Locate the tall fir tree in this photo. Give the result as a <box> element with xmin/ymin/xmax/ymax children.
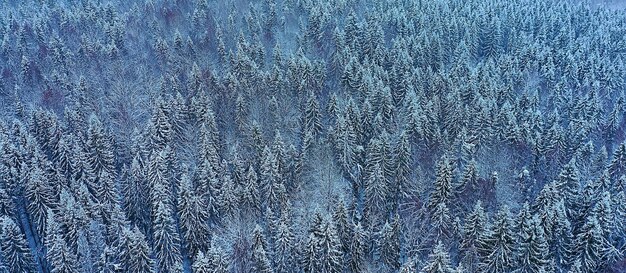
<box><xmin>46</xmin><ymin>210</ymin><xmax>80</xmax><ymax>273</ymax></box>
<box><xmin>478</xmin><ymin>205</ymin><xmax>517</xmax><ymax>273</ymax></box>
<box><xmin>152</xmin><ymin>200</ymin><xmax>183</xmax><ymax>273</ymax></box>
<box><xmin>178</xmin><ymin>173</ymin><xmax>210</xmax><ymax>257</ymax></box>
<box><xmin>0</xmin><ymin>216</ymin><xmax>36</xmax><ymax>273</ymax></box>
<box><xmin>422</xmin><ymin>241</ymin><xmax>455</xmax><ymax>273</ymax></box>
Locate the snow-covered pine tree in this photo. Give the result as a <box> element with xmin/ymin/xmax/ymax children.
<box><xmin>394</xmin><ymin>130</ymin><xmax>412</xmax><ymax>202</ymax></box>
<box><xmin>301</xmin><ymin>232</ymin><xmax>320</xmax><ymax>273</ymax></box>
<box><xmin>477</xmin><ymin>205</ymin><xmax>517</xmax><ymax>273</ymax></box>
<box><xmin>123</xmin><ymin>155</ymin><xmax>150</xmax><ymax>234</ymax></box>
<box><xmin>273</xmin><ymin>214</ymin><xmax>295</xmax><ymax>273</ymax></box>
<box><xmin>152</xmin><ymin>199</ymin><xmax>183</xmax><ymax>273</ymax></box>
<box><xmin>460</xmin><ymin>201</ymin><xmax>487</xmax><ymax>272</ymax></box>
<box><xmin>318</xmin><ymin>217</ymin><xmax>344</xmax><ymax>273</ymax></box>
<box><xmin>124</xmin><ymin>227</ymin><xmax>154</xmax><ymax>273</ymax></box>
<box><xmin>251</xmin><ymin>225</ymin><xmax>274</xmax><ymax>273</ymax></box>
<box><xmin>86</xmin><ymin>114</ymin><xmax>115</xmax><ymax>178</ymax></box>
<box><xmin>430</xmin><ymin>201</ymin><xmax>453</xmax><ymax>243</ymax></box>
<box><xmin>240</xmin><ymin>165</ymin><xmax>261</xmax><ymax>216</ymax></box>
<box><xmin>514</xmin><ymin>215</ymin><xmax>550</xmax><ymax>273</ymax></box>
<box><xmin>556</xmin><ymin>159</ymin><xmax>581</xmax><ymax>211</ymax></box>
<box><xmin>149</xmin><ymin>98</ymin><xmax>173</xmax><ymax>150</ymax></box>
<box><xmin>422</xmin><ymin>241</ymin><xmax>455</xmax><ymax>273</ymax></box>
<box><xmin>332</xmin><ymin>198</ymin><xmax>351</xmax><ymax>254</ymax></box>
<box><xmin>364</xmin><ymin>162</ymin><xmax>388</xmax><ymax>226</ymax></box>
<box><xmin>178</xmin><ymin>173</ymin><xmax>210</xmax><ymax>258</ymax></box>
<box><xmin>428</xmin><ymin>155</ymin><xmax>454</xmax><ymax>210</ymax></box>
<box><xmin>46</xmin><ymin>210</ymin><xmax>80</xmax><ymax>273</ymax></box>
<box><xmin>304</xmin><ymin>90</ymin><xmax>322</xmax><ymax>138</ymax></box>
<box><xmin>25</xmin><ymin>164</ymin><xmax>56</xmax><ymax>240</ymax></box>
<box><xmin>571</xmin><ymin>215</ymin><xmax>608</xmax><ymax>272</ymax></box>
<box><xmin>376</xmin><ymin>218</ymin><xmax>400</xmax><ymax>271</ymax></box>
<box><xmin>608</xmin><ymin>143</ymin><xmax>626</xmax><ymax>179</ymax></box>
<box><xmin>0</xmin><ymin>216</ymin><xmax>36</xmax><ymax>272</ymax></box>
<box><xmin>56</xmin><ymin>189</ymin><xmax>88</xmax><ymax>252</ymax></box>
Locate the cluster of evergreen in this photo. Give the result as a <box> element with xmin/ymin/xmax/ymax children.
<box><xmin>0</xmin><ymin>0</ymin><xmax>625</xmax><ymax>272</ymax></box>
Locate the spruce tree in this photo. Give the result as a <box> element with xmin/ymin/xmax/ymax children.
<box><xmin>304</xmin><ymin>90</ymin><xmax>323</xmax><ymax>137</ymax></box>
<box><xmin>571</xmin><ymin>215</ymin><xmax>607</xmax><ymax>272</ymax></box>
<box><xmin>178</xmin><ymin>173</ymin><xmax>210</xmax><ymax>257</ymax></box>
<box><xmin>478</xmin><ymin>206</ymin><xmax>517</xmax><ymax>273</ymax></box>
<box><xmin>556</xmin><ymin>159</ymin><xmax>581</xmax><ymax>211</ymax></box>
<box><xmin>86</xmin><ymin>114</ymin><xmax>115</xmax><ymax>178</ymax></box>
<box><xmin>350</xmin><ymin>222</ymin><xmax>368</xmax><ymax>273</ymax></box>
<box><xmin>192</xmin><ymin>243</ymin><xmax>229</xmax><ymax>273</ymax></box>
<box><xmin>152</xmin><ymin>200</ymin><xmax>183</xmax><ymax>273</ymax></box>
<box><xmin>609</xmin><ymin>143</ymin><xmax>626</xmax><ymax>178</ymax></box>
<box><xmin>429</xmin><ymin>155</ymin><xmax>454</xmax><ymax>210</ymax></box>
<box><xmin>364</xmin><ymin>163</ymin><xmax>388</xmax><ymax>224</ymax></box>
<box><xmin>514</xmin><ymin>216</ymin><xmax>550</xmax><ymax>273</ymax></box>
<box><xmin>46</xmin><ymin>210</ymin><xmax>80</xmax><ymax>273</ymax></box>
<box><xmin>460</xmin><ymin>201</ymin><xmax>487</xmax><ymax>272</ymax></box>
<box><xmin>422</xmin><ymin>241</ymin><xmax>455</xmax><ymax>273</ymax></box>
<box><xmin>377</xmin><ymin>219</ymin><xmax>400</xmax><ymax>271</ymax></box>
<box><xmin>394</xmin><ymin>130</ymin><xmax>412</xmax><ymax>201</ymax></box>
<box><xmin>126</xmin><ymin>227</ymin><xmax>154</xmax><ymax>273</ymax></box>
<box><xmin>301</xmin><ymin>233</ymin><xmax>320</xmax><ymax>273</ymax></box>
<box><xmin>0</xmin><ymin>216</ymin><xmax>36</xmax><ymax>273</ymax></box>
<box><xmin>252</xmin><ymin>225</ymin><xmax>274</xmax><ymax>273</ymax></box>
<box><xmin>274</xmin><ymin>216</ymin><xmax>295</xmax><ymax>273</ymax></box>
<box><xmin>25</xmin><ymin>164</ymin><xmax>56</xmax><ymax>239</ymax></box>
<box><xmin>318</xmin><ymin>218</ymin><xmax>344</xmax><ymax>273</ymax></box>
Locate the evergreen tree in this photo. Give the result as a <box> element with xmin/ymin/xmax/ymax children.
<box><xmin>25</xmin><ymin>164</ymin><xmax>56</xmax><ymax>239</ymax></box>
<box><xmin>304</xmin><ymin>90</ymin><xmax>323</xmax><ymax>137</ymax></box>
<box><xmin>459</xmin><ymin>159</ymin><xmax>479</xmax><ymax>196</ymax></box>
<box><xmin>240</xmin><ymin>165</ymin><xmax>261</xmax><ymax>216</ymax></box>
<box><xmin>399</xmin><ymin>257</ymin><xmax>418</xmax><ymax>273</ymax></box>
<box><xmin>301</xmin><ymin>215</ymin><xmax>343</xmax><ymax>273</ymax></box>
<box><xmin>86</xmin><ymin>114</ymin><xmax>115</xmax><ymax>177</ymax></box>
<box><xmin>252</xmin><ymin>225</ymin><xmax>274</xmax><ymax>273</ymax></box>
<box><xmin>350</xmin><ymin>222</ymin><xmax>368</xmax><ymax>273</ymax></box>
<box><xmin>125</xmin><ymin>227</ymin><xmax>154</xmax><ymax>273</ymax></box>
<box><xmin>123</xmin><ymin>156</ymin><xmax>150</xmax><ymax>234</ymax></box>
<box><xmin>301</xmin><ymin>233</ymin><xmax>320</xmax><ymax>273</ymax></box>
<box><xmin>571</xmin><ymin>215</ymin><xmax>608</xmax><ymax>272</ymax></box>
<box><xmin>430</xmin><ymin>201</ymin><xmax>453</xmax><ymax>243</ymax></box>
<box><xmin>332</xmin><ymin>198</ymin><xmax>351</xmax><ymax>254</ymax></box>
<box><xmin>609</xmin><ymin>143</ymin><xmax>626</xmax><ymax>178</ymax></box>
<box><xmin>377</xmin><ymin>218</ymin><xmax>400</xmax><ymax>271</ymax></box>
<box><xmin>364</xmin><ymin>163</ymin><xmax>388</xmax><ymax>224</ymax></box>
<box><xmin>152</xmin><ymin>200</ymin><xmax>183</xmax><ymax>273</ymax></box>
<box><xmin>210</xmin><ymin>244</ymin><xmax>230</xmax><ymax>273</ymax></box>
<box><xmin>394</xmin><ymin>130</ymin><xmax>412</xmax><ymax>201</ymax></box>
<box><xmin>46</xmin><ymin>210</ymin><xmax>80</xmax><ymax>273</ymax></box>
<box><xmin>192</xmin><ymin>251</ymin><xmax>211</xmax><ymax>273</ymax></box>
<box><xmin>460</xmin><ymin>201</ymin><xmax>487</xmax><ymax>272</ymax></box>
<box><xmin>57</xmin><ymin>189</ymin><xmax>88</xmax><ymax>252</ymax></box>
<box><xmin>149</xmin><ymin>99</ymin><xmax>173</xmax><ymax>150</ymax></box>
<box><xmin>319</xmin><ymin>218</ymin><xmax>344</xmax><ymax>273</ymax></box>
<box><xmin>514</xmin><ymin>216</ymin><xmax>550</xmax><ymax>273</ymax></box>
<box><xmin>548</xmin><ymin>199</ymin><xmax>574</xmax><ymax>270</ymax></box>
<box><xmin>273</xmin><ymin>215</ymin><xmax>295</xmax><ymax>273</ymax></box>
<box><xmin>192</xmin><ymin>243</ymin><xmax>229</xmax><ymax>273</ymax></box>
<box><xmin>429</xmin><ymin>156</ymin><xmax>454</xmax><ymax>210</ymax></box>
<box><xmin>178</xmin><ymin>173</ymin><xmax>210</xmax><ymax>257</ymax></box>
<box><xmin>556</xmin><ymin>159</ymin><xmax>581</xmax><ymax>211</ymax></box>
<box><xmin>422</xmin><ymin>241</ymin><xmax>455</xmax><ymax>273</ymax></box>
<box><xmin>478</xmin><ymin>206</ymin><xmax>517</xmax><ymax>273</ymax></box>
<box><xmin>0</xmin><ymin>216</ymin><xmax>36</xmax><ymax>273</ymax></box>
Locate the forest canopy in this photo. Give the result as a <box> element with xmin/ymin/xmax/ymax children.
<box><xmin>0</xmin><ymin>0</ymin><xmax>625</xmax><ymax>272</ymax></box>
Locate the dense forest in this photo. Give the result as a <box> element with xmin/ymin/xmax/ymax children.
<box><xmin>0</xmin><ymin>0</ymin><xmax>625</xmax><ymax>272</ymax></box>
